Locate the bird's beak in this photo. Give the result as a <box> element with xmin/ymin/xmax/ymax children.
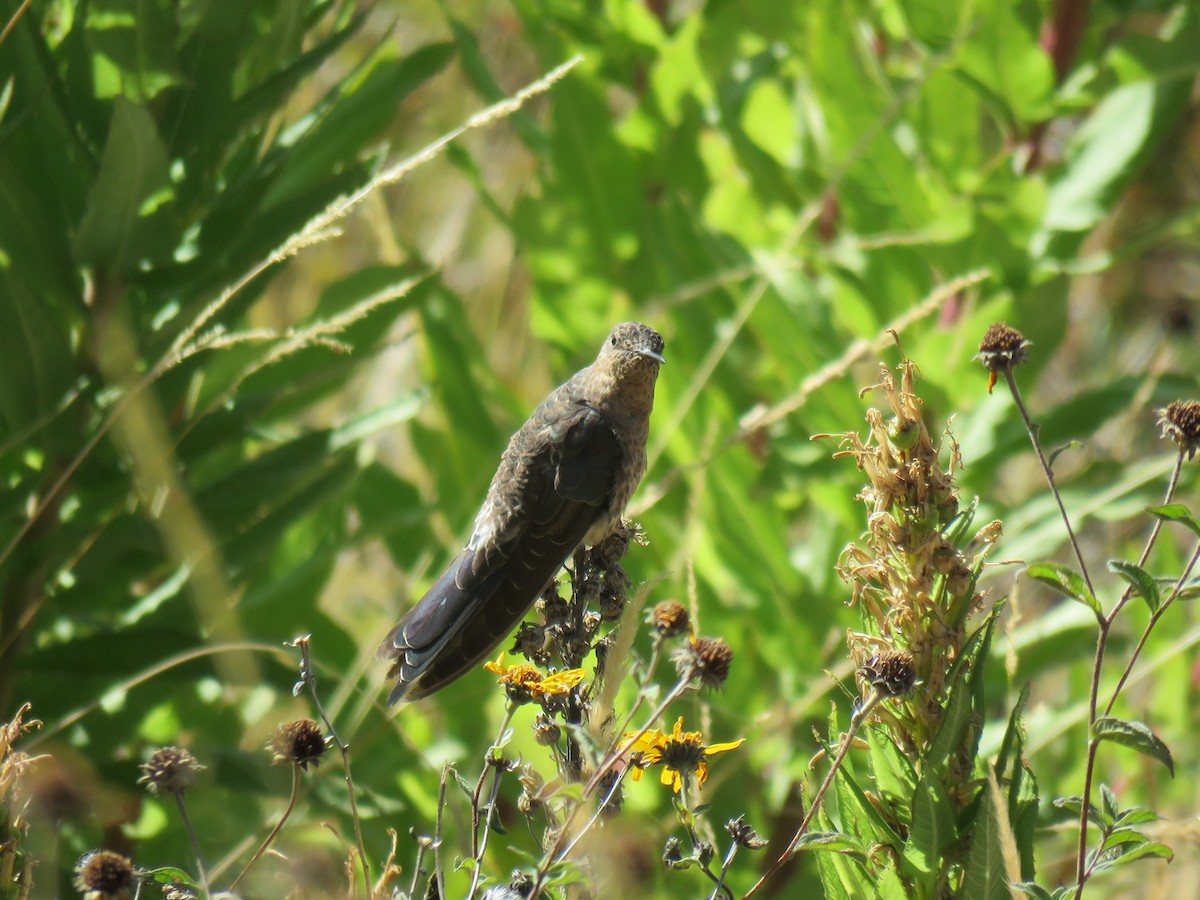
<box><xmin>638</xmin><ymin>348</ymin><xmax>666</xmax><ymax>365</ymax></box>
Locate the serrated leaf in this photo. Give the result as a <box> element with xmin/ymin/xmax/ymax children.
<box><xmin>962</xmin><ymin>786</ymin><xmax>1011</xmax><ymax>900</ymax></box>
<box><xmin>1091</xmin><ymin>717</ymin><xmax>1174</xmax><ymax>776</ymax></box>
<box><xmin>1099</xmin><ymin>783</ymin><xmax>1119</xmax><ymax>822</ymax></box>
<box><xmin>1025</xmin><ymin>562</ymin><xmax>1100</xmax><ymax>617</ymax></box>
<box><xmin>1147</xmin><ymin>503</ymin><xmax>1200</xmax><ymax>538</ymax></box>
<box><xmin>1114</xmin><ymin>807</ymin><xmax>1160</xmax><ymax>828</ymax></box>
<box><xmin>905</xmin><ymin>774</ymin><xmax>955</xmax><ymax>875</ymax></box>
<box><xmin>1098</xmin><ymin>830</ymin><xmax>1147</xmax><ymax>854</ymax></box>
<box><xmin>1105</xmin><ymin>841</ymin><xmax>1174</xmax><ymax>866</ymax></box>
<box><xmin>1108</xmin><ymin>559</ymin><xmax>1161</xmax><ymax>612</ymax></box>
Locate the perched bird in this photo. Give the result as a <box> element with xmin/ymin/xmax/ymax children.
<box><xmin>379</xmin><ymin>322</ymin><xmax>665</xmax><ymax>704</ymax></box>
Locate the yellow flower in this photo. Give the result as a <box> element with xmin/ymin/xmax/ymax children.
<box><xmin>484</xmin><ymin>654</ymin><xmax>586</xmax><ymax>697</ymax></box>
<box><xmin>625</xmin><ymin>716</ymin><xmax>744</xmax><ymax>792</ymax></box>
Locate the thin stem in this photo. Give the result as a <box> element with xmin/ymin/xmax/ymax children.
<box><xmin>528</xmin><ymin>675</ymin><xmax>692</xmax><ymax>899</ymax></box>
<box><xmin>471</xmin><ymin>706</ymin><xmax>516</xmax><ymax>861</ymax></box>
<box><xmin>434</xmin><ymin>763</ymin><xmax>450</xmax><ymax>900</ymax></box>
<box><xmin>229</xmin><ymin>762</ymin><xmax>301</xmax><ymax>893</ymax></box>
<box><xmin>467</xmin><ymin>758</ymin><xmax>508</xmax><ymax>899</ymax></box>
<box><xmin>1073</xmin><ymin>449</ymin><xmax>1187</xmax><ymax>898</ymax></box>
<box><xmin>1105</xmin><ymin>541</ymin><xmax>1200</xmax><ymax>714</ymax></box>
<box><xmin>745</xmin><ymin>690</ymin><xmax>884</xmax><ymax>898</ymax></box>
<box><xmin>1002</xmin><ymin>369</ymin><xmax>1096</xmax><ymax>598</ymax></box>
<box><xmin>173</xmin><ymin>793</ymin><xmax>211</xmax><ymax>899</ymax></box>
<box><xmin>292</xmin><ymin>635</ymin><xmax>370</xmax><ymax>897</ymax></box>
<box><xmin>708</xmin><ymin>840</ymin><xmax>739</xmax><ymax>900</ymax></box>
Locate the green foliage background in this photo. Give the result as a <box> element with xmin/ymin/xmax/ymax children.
<box><xmin>1</xmin><ymin>0</ymin><xmax>1199</xmax><ymax>895</ymax></box>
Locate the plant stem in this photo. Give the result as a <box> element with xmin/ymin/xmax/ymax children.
<box><xmin>173</xmin><ymin>793</ymin><xmax>211</xmax><ymax>899</ymax></box>
<box><xmin>745</xmin><ymin>690</ymin><xmax>883</xmax><ymax>898</ymax></box>
<box><xmin>230</xmin><ymin>762</ymin><xmax>301</xmax><ymax>893</ymax></box>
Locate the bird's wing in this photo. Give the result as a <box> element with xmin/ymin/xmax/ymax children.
<box><xmin>379</xmin><ymin>403</ymin><xmax>623</xmax><ymax>702</ymax></box>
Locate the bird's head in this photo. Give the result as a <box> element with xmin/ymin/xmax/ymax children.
<box><xmin>600</xmin><ymin>321</ymin><xmax>666</xmax><ymax>367</ymax></box>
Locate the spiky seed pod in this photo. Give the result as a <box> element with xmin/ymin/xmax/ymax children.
<box><xmin>977</xmin><ymin>323</ymin><xmax>1031</xmax><ymax>393</ymax></box>
<box><xmin>73</xmin><ymin>850</ymin><xmax>135</xmax><ymax>898</ymax></box>
<box><xmin>673</xmin><ymin>636</ymin><xmax>734</xmax><ymax>690</ymax></box>
<box><xmin>270</xmin><ymin>719</ymin><xmax>329</xmax><ymax>770</ymax></box>
<box><xmin>860</xmin><ymin>650</ymin><xmax>918</xmax><ymax>697</ymax></box>
<box><xmin>1157</xmin><ymin>400</ymin><xmax>1200</xmax><ymax>460</ymax></box>
<box><xmin>137</xmin><ymin>747</ymin><xmax>204</xmax><ymax>797</ymax></box>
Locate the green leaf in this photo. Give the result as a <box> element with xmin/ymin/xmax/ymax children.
<box><xmin>143</xmin><ymin>866</ymin><xmax>197</xmax><ymax>887</ymax></box>
<box><xmin>962</xmin><ymin>786</ymin><xmax>1013</xmax><ymax>900</ymax></box>
<box><xmin>925</xmin><ymin>668</ymin><xmax>973</xmax><ymax>773</ymax></box>
<box><xmin>794</xmin><ymin>832</ymin><xmax>867</xmax><ymax>854</ymax></box>
<box><xmin>1025</xmin><ymin>562</ymin><xmax>1101</xmax><ymax>617</ymax></box>
<box><xmin>73</xmin><ymin>97</ymin><xmax>174</xmax><ymax>274</ymax></box>
<box><xmin>1102</xmin><ymin>841</ymin><xmax>1174</xmax><ymax>867</ymax></box>
<box><xmin>1010</xmin><ymin>883</ymin><xmax>1054</xmax><ymax>900</ymax></box>
<box><xmin>1108</xmin><ymin>559</ymin><xmax>1161</xmax><ymax>613</ymax></box>
<box><xmin>1147</xmin><ymin>503</ymin><xmax>1200</xmax><ymax>538</ymax></box>
<box><xmin>1091</xmin><ymin>717</ymin><xmax>1174</xmax><ymax>777</ymax></box>
<box><xmin>905</xmin><ymin>774</ymin><xmax>955</xmax><ymax>875</ymax></box>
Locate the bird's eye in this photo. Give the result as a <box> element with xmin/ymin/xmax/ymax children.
<box><xmin>610</xmin><ymin>336</ymin><xmax>617</xmax><ymax>347</ymax></box>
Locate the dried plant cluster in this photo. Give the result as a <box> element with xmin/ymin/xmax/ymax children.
<box><xmin>832</xmin><ymin>360</ymin><xmax>999</xmax><ymax>787</ymax></box>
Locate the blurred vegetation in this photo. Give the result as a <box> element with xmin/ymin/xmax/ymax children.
<box><xmin>1</xmin><ymin>0</ymin><xmax>1199</xmax><ymax>896</ymax></box>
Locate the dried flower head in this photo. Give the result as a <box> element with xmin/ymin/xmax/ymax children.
<box><xmin>270</xmin><ymin>719</ymin><xmax>329</xmax><ymax>770</ymax></box>
<box><xmin>976</xmin><ymin>322</ymin><xmax>1031</xmax><ymax>393</ymax></box>
<box><xmin>625</xmin><ymin>716</ymin><xmax>744</xmax><ymax>792</ymax></box>
<box><xmin>73</xmin><ymin>850</ymin><xmax>135</xmax><ymax>898</ymax></box>
<box><xmin>592</xmin><ymin>524</ymin><xmax>635</xmax><ymax>569</ymax></box>
<box><xmin>162</xmin><ymin>885</ymin><xmax>198</xmax><ymax>900</ymax></box>
<box><xmin>648</xmin><ymin>600</ymin><xmax>689</xmax><ymax>638</ymax></box>
<box><xmin>725</xmin><ymin>814</ymin><xmax>769</xmax><ymax>850</ymax></box>
<box><xmin>138</xmin><ymin>747</ymin><xmax>204</xmax><ymax>796</ymax></box>
<box><xmin>860</xmin><ymin>650</ymin><xmax>918</xmax><ymax>697</ymax></box>
<box><xmin>1157</xmin><ymin>400</ymin><xmax>1200</xmax><ymax>460</ymax></box>
<box><xmin>673</xmin><ymin>635</ymin><xmax>734</xmax><ymax>690</ymax></box>
<box><xmin>533</xmin><ymin>714</ymin><xmax>561</xmax><ymax>747</ymax></box>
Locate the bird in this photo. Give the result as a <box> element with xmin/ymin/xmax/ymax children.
<box><xmin>379</xmin><ymin>321</ymin><xmax>665</xmax><ymax>705</ymax></box>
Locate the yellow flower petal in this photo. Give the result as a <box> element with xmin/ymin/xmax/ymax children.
<box><xmin>703</xmin><ymin>738</ymin><xmax>746</xmax><ymax>756</ymax></box>
<box><xmin>532</xmin><ymin>668</ymin><xmax>586</xmax><ymax>695</ymax></box>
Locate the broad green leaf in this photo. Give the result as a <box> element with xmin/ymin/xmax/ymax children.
<box><xmin>905</xmin><ymin>773</ymin><xmax>955</xmax><ymax>875</ymax></box>
<box><xmin>962</xmin><ymin>786</ymin><xmax>1012</xmax><ymax>900</ymax></box>
<box><xmin>925</xmin><ymin>668</ymin><xmax>973</xmax><ymax>773</ymax></box>
<box><xmin>1091</xmin><ymin>717</ymin><xmax>1175</xmax><ymax>777</ymax></box>
<box><xmin>1102</xmin><ymin>841</ymin><xmax>1174</xmax><ymax>867</ymax></box>
<box><xmin>1025</xmin><ymin>562</ymin><xmax>1101</xmax><ymax>617</ymax></box>
<box><xmin>73</xmin><ymin>97</ymin><xmax>174</xmax><ymax>274</ymax></box>
<box><xmin>1035</xmin><ymin>78</ymin><xmax>1191</xmax><ymax>258</ymax></box>
<box><xmin>867</xmin><ymin>726</ymin><xmax>917</xmax><ymax>807</ymax></box>
<box><xmin>1147</xmin><ymin>503</ymin><xmax>1200</xmax><ymax>538</ymax></box>
<box><xmin>1108</xmin><ymin>559</ymin><xmax>1161</xmax><ymax>612</ymax></box>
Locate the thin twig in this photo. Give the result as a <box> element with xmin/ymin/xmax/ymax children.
<box><xmin>290</xmin><ymin>635</ymin><xmax>371</xmax><ymax>897</ymax></box>
<box><xmin>174</xmin><ymin>793</ymin><xmax>211</xmax><ymax>900</ymax></box>
<box><xmin>745</xmin><ymin>690</ymin><xmax>884</xmax><ymax>898</ymax></box>
<box><xmin>229</xmin><ymin>762</ymin><xmax>301</xmax><ymax>892</ymax></box>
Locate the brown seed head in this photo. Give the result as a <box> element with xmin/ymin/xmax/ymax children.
<box><xmin>649</xmin><ymin>600</ymin><xmax>690</xmax><ymax>638</ymax></box>
<box><xmin>137</xmin><ymin>747</ymin><xmax>204</xmax><ymax>797</ymax></box>
<box><xmin>977</xmin><ymin>323</ymin><xmax>1030</xmax><ymax>392</ymax></box>
<box><xmin>1157</xmin><ymin>400</ymin><xmax>1200</xmax><ymax>460</ymax></box>
<box><xmin>74</xmin><ymin>850</ymin><xmax>135</xmax><ymax>898</ymax></box>
<box><xmin>860</xmin><ymin>650</ymin><xmax>917</xmax><ymax>697</ymax></box>
<box><xmin>533</xmin><ymin>714</ymin><xmax>561</xmax><ymax>747</ymax></box>
<box><xmin>595</xmin><ymin>767</ymin><xmax>624</xmax><ymax>818</ymax></box>
<box><xmin>270</xmin><ymin>719</ymin><xmax>329</xmax><ymax>770</ymax></box>
<box><xmin>674</xmin><ymin>635</ymin><xmax>734</xmax><ymax>690</ymax></box>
